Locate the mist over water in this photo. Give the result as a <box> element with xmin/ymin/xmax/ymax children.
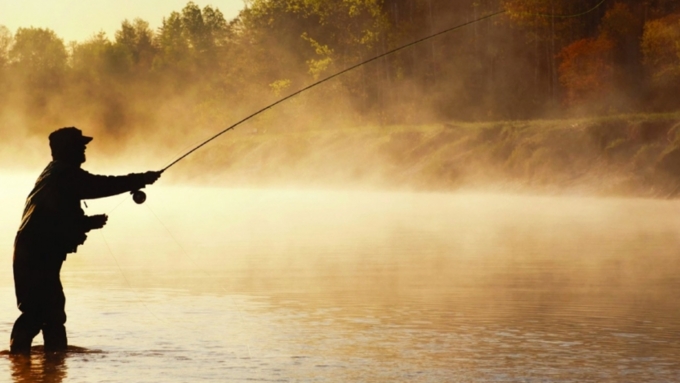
<box><xmin>1</xmin><ymin>177</ymin><xmax>680</xmax><ymax>381</ymax></box>
<box><xmin>2</xmin><ymin>1</ymin><xmax>679</xmax><ymax>380</ymax></box>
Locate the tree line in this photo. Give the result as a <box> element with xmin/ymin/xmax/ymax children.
<box><xmin>0</xmin><ymin>0</ymin><xmax>678</xmax><ymax>139</ymax></box>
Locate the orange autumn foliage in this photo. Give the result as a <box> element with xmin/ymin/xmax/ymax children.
<box><xmin>558</xmin><ymin>36</ymin><xmax>614</xmax><ymax>107</ymax></box>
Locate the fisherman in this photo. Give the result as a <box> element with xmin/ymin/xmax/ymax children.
<box><xmin>9</xmin><ymin>127</ymin><xmax>161</xmax><ymax>354</ymax></box>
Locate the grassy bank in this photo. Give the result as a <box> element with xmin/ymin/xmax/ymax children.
<box><xmin>145</xmin><ymin>112</ymin><xmax>680</xmax><ymax>197</ymax></box>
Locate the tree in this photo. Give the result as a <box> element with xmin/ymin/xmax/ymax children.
<box><xmin>155</xmin><ymin>11</ymin><xmax>191</xmax><ymax>73</ymax></box>
<box><xmin>236</xmin><ymin>0</ymin><xmax>388</xmax><ymax>116</ymax></box>
<box><xmin>115</xmin><ymin>19</ymin><xmax>157</xmax><ymax>73</ymax></box>
<box><xmin>72</xmin><ymin>32</ymin><xmax>132</xmax><ymax>82</ymax></box>
<box><xmin>0</xmin><ymin>25</ymin><xmax>11</xmax><ymax>119</ymax></box>
<box><xmin>641</xmin><ymin>12</ymin><xmax>680</xmax><ymax>108</ymax></box>
<box><xmin>558</xmin><ymin>36</ymin><xmax>614</xmax><ymax>109</ymax></box>
<box><xmin>154</xmin><ymin>2</ymin><xmax>232</xmax><ymax>78</ymax></box>
<box><xmin>646</xmin><ymin>0</ymin><xmax>680</xmax><ymax>18</ymax></box>
<box><xmin>503</xmin><ymin>0</ymin><xmax>607</xmax><ymax>110</ymax></box>
<box><xmin>0</xmin><ymin>25</ymin><xmax>11</xmax><ymax>68</ymax></box>
<box><xmin>9</xmin><ymin>27</ymin><xmax>67</xmax><ymax>89</ymax></box>
<box><xmin>599</xmin><ymin>2</ymin><xmax>644</xmax><ymax>93</ymax></box>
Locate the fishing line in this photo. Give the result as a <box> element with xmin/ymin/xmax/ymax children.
<box><xmin>159</xmin><ymin>0</ymin><xmax>609</xmax><ymax>173</ymax></box>
<box><xmin>98</xmin><ymin>231</ymin><xmax>169</xmax><ymax>325</ymax></box>
<box><xmin>106</xmin><ymin>194</ymin><xmax>131</xmax><ymax>215</ymax></box>
<box><xmin>143</xmin><ymin>203</ymin><xmax>254</xmax><ymax>359</ymax></box>
<box><xmin>100</xmin><ymin>229</ymin><xmax>252</xmax><ymax>356</ymax></box>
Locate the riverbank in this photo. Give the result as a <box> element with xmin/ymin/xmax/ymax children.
<box><xmin>164</xmin><ymin>113</ymin><xmax>680</xmax><ymax>198</ymax></box>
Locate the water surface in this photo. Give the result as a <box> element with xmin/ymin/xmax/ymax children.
<box><xmin>1</xmin><ymin>184</ymin><xmax>679</xmax><ymax>382</ymax></box>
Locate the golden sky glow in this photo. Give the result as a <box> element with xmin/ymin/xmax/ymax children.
<box><xmin>0</xmin><ymin>0</ymin><xmax>245</xmax><ymax>42</ymax></box>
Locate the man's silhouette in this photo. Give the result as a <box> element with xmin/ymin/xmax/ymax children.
<box><xmin>10</xmin><ymin>127</ymin><xmax>161</xmax><ymax>354</ymax></box>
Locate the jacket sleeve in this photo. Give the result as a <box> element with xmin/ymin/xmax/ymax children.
<box><xmin>72</xmin><ymin>168</ymin><xmax>149</xmax><ymax>200</ymax></box>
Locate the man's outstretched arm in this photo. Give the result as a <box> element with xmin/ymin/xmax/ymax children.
<box><xmin>74</xmin><ymin>169</ymin><xmax>161</xmax><ymax>200</ymax></box>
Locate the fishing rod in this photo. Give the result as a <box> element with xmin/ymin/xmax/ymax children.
<box><xmin>131</xmin><ymin>0</ymin><xmax>608</xmax><ymax>204</ymax></box>
<box><xmin>129</xmin><ymin>9</ymin><xmax>506</xmax><ymax>204</ymax></box>
<box><xmin>160</xmin><ymin>10</ymin><xmax>507</xmax><ymax>172</ymax></box>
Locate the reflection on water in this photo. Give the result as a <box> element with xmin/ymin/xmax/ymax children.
<box><xmin>6</xmin><ymin>350</ymin><xmax>67</xmax><ymax>383</ymax></box>
<box><xmin>1</xmin><ymin>185</ymin><xmax>680</xmax><ymax>381</ymax></box>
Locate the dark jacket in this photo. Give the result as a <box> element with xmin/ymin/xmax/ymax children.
<box><xmin>14</xmin><ymin>160</ymin><xmax>148</xmax><ymax>268</ymax></box>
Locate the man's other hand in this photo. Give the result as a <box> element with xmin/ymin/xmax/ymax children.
<box><xmin>86</xmin><ymin>214</ymin><xmax>108</xmax><ymax>231</ymax></box>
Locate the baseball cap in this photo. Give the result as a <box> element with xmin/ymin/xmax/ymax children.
<box><xmin>49</xmin><ymin>127</ymin><xmax>93</xmax><ymax>147</ymax></box>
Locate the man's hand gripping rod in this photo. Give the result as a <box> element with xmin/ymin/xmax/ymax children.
<box><xmin>130</xmin><ymin>170</ymin><xmax>164</xmax><ymax>204</ymax></box>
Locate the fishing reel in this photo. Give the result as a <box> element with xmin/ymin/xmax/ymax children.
<box><xmin>131</xmin><ymin>189</ymin><xmax>147</xmax><ymax>204</ymax></box>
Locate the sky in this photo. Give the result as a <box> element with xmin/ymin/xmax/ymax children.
<box><xmin>0</xmin><ymin>0</ymin><xmax>246</xmax><ymax>43</ymax></box>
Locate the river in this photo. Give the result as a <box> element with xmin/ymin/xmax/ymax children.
<box><xmin>1</xmin><ymin>179</ymin><xmax>679</xmax><ymax>382</ymax></box>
